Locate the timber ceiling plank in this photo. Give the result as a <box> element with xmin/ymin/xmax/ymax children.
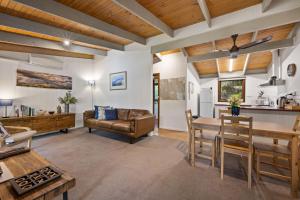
<box><xmin>256</xmin><ymin>23</ymin><xmax>295</xmax><ymax>41</ymax></box>
<box><xmin>185</xmin><ymin>42</ymin><xmax>213</xmax><ymax>56</ymax></box>
<box><xmin>247</xmin><ymin>51</ymin><xmax>272</xmax><ymax>70</ymax></box>
<box><xmin>206</xmin><ymin>0</ymin><xmax>262</xmax><ymax>18</ymax></box>
<box><xmin>136</xmin><ymin>0</ymin><xmax>205</xmax><ymax>29</ymax></box>
<box><xmin>56</xmin><ymin>0</ymin><xmax>161</xmax><ymax>38</ymax></box>
<box><xmin>0</xmin><ymin>0</ymin><xmax>131</xmax><ymax>46</ymax></box>
<box><xmin>218</xmin><ymin>54</ymin><xmax>247</xmax><ymax>73</ymax></box>
<box><xmin>195</xmin><ymin>59</ymin><xmax>218</xmax><ymax>75</ymax></box>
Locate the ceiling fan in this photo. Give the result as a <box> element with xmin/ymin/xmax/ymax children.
<box><xmin>221</xmin><ymin>34</ymin><xmax>273</xmax><ymax>59</ymax></box>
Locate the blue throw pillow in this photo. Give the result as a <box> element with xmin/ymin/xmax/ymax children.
<box><xmin>105</xmin><ymin>109</ymin><xmax>117</xmax><ymax>120</ymax></box>
<box><xmin>94</xmin><ymin>106</ymin><xmax>110</xmax><ymax>119</ymax></box>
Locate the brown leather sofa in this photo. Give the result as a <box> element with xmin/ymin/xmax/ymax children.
<box><xmin>83</xmin><ymin>108</ymin><xmax>155</xmax><ymax>143</ymax></box>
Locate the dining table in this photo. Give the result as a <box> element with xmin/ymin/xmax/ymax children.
<box><xmin>191</xmin><ymin>117</ymin><xmax>300</xmax><ymax>198</ymax></box>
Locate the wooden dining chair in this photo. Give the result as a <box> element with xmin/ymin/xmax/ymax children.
<box><xmin>220</xmin><ymin>115</ymin><xmax>253</xmax><ymax>189</ymax></box>
<box><xmin>219</xmin><ymin>108</ymin><xmax>231</xmax><ymax>119</ymax></box>
<box><xmin>254</xmin><ymin>115</ymin><xmax>300</xmax><ymax>182</ymax></box>
<box><xmin>185</xmin><ymin>110</ymin><xmax>217</xmax><ymax>167</ymax></box>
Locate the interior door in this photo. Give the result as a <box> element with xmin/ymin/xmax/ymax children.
<box><xmin>153</xmin><ymin>73</ymin><xmax>160</xmax><ymax>128</ymax></box>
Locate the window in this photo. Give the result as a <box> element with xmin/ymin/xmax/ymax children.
<box><xmin>218</xmin><ymin>79</ymin><xmax>245</xmax><ymax>102</ymax></box>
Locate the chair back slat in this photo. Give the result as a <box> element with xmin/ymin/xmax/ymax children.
<box><xmin>293</xmin><ymin>115</ymin><xmax>300</xmax><ymax>132</ymax></box>
<box><xmin>221</xmin><ymin>115</ymin><xmax>253</xmax><ymax>143</ymax></box>
<box><xmin>219</xmin><ymin>108</ymin><xmax>231</xmax><ymax>119</ymax></box>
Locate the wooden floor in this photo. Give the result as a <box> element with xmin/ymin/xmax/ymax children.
<box><xmin>157</xmin><ymin>128</ymin><xmax>187</xmax><ymax>142</ymax></box>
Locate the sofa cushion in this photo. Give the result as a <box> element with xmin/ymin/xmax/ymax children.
<box><xmin>112</xmin><ymin>121</ymin><xmax>131</xmax><ymax>132</ymax></box>
<box><xmin>128</xmin><ymin>109</ymin><xmax>147</xmax><ymax>120</ymax></box>
<box><xmin>96</xmin><ymin>120</ymin><xmax>115</xmax><ymax>129</ymax></box>
<box><xmin>105</xmin><ymin>109</ymin><xmax>118</xmax><ymax>120</ymax></box>
<box><xmin>117</xmin><ymin>109</ymin><xmax>129</xmax><ymax>120</ymax></box>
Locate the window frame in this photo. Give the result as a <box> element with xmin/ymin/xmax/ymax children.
<box><xmin>218</xmin><ymin>79</ymin><xmax>246</xmax><ymax>102</ymax></box>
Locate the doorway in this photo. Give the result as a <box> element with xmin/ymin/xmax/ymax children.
<box><xmin>153</xmin><ymin>73</ymin><xmax>160</xmax><ymax>128</ymax></box>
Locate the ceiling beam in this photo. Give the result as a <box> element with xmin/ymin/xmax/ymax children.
<box><xmin>187</xmin><ymin>38</ymin><xmax>294</xmax><ymax>63</ymax></box>
<box><xmin>0</xmin><ymin>41</ymin><xmax>93</xmax><ymax>59</ymax></box>
<box><xmin>242</xmin><ymin>31</ymin><xmax>258</xmax><ymax>75</ymax></box>
<box><xmin>112</xmin><ymin>0</ymin><xmax>174</xmax><ymax>37</ymax></box>
<box><xmin>0</xmin><ymin>31</ymin><xmax>107</xmax><ymax>56</ymax></box>
<box><xmin>0</xmin><ymin>13</ymin><xmax>123</xmax><ymax>51</ymax></box>
<box><xmin>281</xmin><ymin>22</ymin><xmax>300</xmax><ymax>62</ymax></box>
<box><xmin>262</xmin><ymin>0</ymin><xmax>273</xmax><ymax>12</ymax></box>
<box><xmin>14</xmin><ymin>0</ymin><xmax>146</xmax><ymax>45</ymax></box>
<box><xmin>181</xmin><ymin>48</ymin><xmax>188</xmax><ymax>57</ymax></box>
<box><xmin>212</xmin><ymin>41</ymin><xmax>220</xmax><ymax>77</ymax></box>
<box><xmin>197</xmin><ymin>0</ymin><xmax>211</xmax><ymax>27</ymax></box>
<box><xmin>151</xmin><ymin>6</ymin><xmax>300</xmax><ymax>53</ymax></box>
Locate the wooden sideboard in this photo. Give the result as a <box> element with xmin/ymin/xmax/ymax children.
<box><xmin>0</xmin><ymin>113</ymin><xmax>75</xmax><ymax>135</ymax></box>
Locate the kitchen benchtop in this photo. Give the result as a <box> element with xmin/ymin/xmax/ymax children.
<box><xmin>215</xmin><ymin>103</ymin><xmax>300</xmax><ymax>112</ymax></box>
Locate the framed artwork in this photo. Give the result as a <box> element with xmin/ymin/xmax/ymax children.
<box><xmin>110</xmin><ymin>71</ymin><xmax>127</xmax><ymax>90</ymax></box>
<box><xmin>218</xmin><ymin>79</ymin><xmax>245</xmax><ymax>102</ymax></box>
<box><xmin>160</xmin><ymin>77</ymin><xmax>186</xmax><ymax>100</ymax></box>
<box><xmin>16</xmin><ymin>69</ymin><xmax>72</xmax><ymax>90</ymax></box>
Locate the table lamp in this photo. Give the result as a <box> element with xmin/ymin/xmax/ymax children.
<box><xmin>0</xmin><ymin>99</ymin><xmax>13</xmax><ymax>118</ymax></box>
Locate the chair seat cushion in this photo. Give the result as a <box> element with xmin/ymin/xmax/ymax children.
<box><xmin>254</xmin><ymin>142</ymin><xmax>291</xmax><ymax>155</ymax></box>
<box><xmin>112</xmin><ymin>121</ymin><xmax>131</xmax><ymax>132</ymax></box>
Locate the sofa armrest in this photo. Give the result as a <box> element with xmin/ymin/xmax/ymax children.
<box><xmin>134</xmin><ymin>114</ymin><xmax>155</xmax><ymax>138</ymax></box>
<box><xmin>83</xmin><ymin>110</ymin><xmax>95</xmax><ymax>127</ymax></box>
<box><xmin>84</xmin><ymin>110</ymin><xmax>95</xmax><ymax>120</ymax></box>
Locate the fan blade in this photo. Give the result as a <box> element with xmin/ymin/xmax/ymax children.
<box><xmin>187</xmin><ymin>50</ymin><xmax>230</xmax><ymax>63</ymax></box>
<box><xmin>239</xmin><ymin>35</ymin><xmax>272</xmax><ymax>49</ymax></box>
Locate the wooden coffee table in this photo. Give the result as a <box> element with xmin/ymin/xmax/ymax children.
<box><xmin>0</xmin><ymin>150</ymin><xmax>75</xmax><ymax>200</ymax></box>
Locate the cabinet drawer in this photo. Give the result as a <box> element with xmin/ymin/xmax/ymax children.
<box><xmin>57</xmin><ymin>115</ymin><xmax>75</xmax><ymax>129</ymax></box>
<box><xmin>32</xmin><ymin>117</ymin><xmax>57</xmax><ymax>133</ymax></box>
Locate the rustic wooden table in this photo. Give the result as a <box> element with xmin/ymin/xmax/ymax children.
<box><xmin>192</xmin><ymin>117</ymin><xmax>300</xmax><ymax>198</ymax></box>
<box><xmin>0</xmin><ymin>151</ymin><xmax>75</xmax><ymax>200</ymax></box>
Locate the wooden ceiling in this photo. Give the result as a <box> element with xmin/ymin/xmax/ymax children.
<box><xmin>0</xmin><ymin>0</ymin><xmax>131</xmax><ymax>45</ymax></box>
<box><xmin>185</xmin><ymin>23</ymin><xmax>295</xmax><ymax>76</ymax></box>
<box><xmin>0</xmin><ymin>0</ymin><xmax>264</xmax><ymax>50</ymax></box>
<box><xmin>0</xmin><ymin>0</ymin><xmax>296</xmax><ymax>72</ymax></box>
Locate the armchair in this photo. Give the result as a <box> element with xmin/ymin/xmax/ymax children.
<box><xmin>0</xmin><ymin>125</ymin><xmax>36</xmax><ymax>149</ymax></box>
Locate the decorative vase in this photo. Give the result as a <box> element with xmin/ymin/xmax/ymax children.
<box><xmin>64</xmin><ymin>104</ymin><xmax>69</xmax><ymax>113</ymax></box>
<box><xmin>231</xmin><ymin>106</ymin><xmax>240</xmax><ymax>116</ymax></box>
<box><xmin>57</xmin><ymin>105</ymin><xmax>62</xmax><ymax>114</ymax></box>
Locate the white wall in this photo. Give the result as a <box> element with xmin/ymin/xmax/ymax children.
<box><xmin>282</xmin><ymin>42</ymin><xmax>300</xmax><ymax>101</ymax></box>
<box><xmin>93</xmin><ymin>49</ymin><xmax>153</xmax><ymax>111</ymax></box>
<box><xmin>186</xmin><ymin>64</ymin><xmax>201</xmax><ymax>115</ymax></box>
<box><xmin>0</xmin><ymin>56</ymin><xmax>95</xmax><ymax>127</ymax></box>
<box><xmin>153</xmin><ymin>52</ymin><xmax>187</xmax><ymax>131</ymax></box>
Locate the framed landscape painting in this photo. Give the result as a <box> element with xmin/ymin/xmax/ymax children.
<box><xmin>110</xmin><ymin>71</ymin><xmax>127</xmax><ymax>90</ymax></box>
<box><xmin>218</xmin><ymin>79</ymin><xmax>245</xmax><ymax>102</ymax></box>
<box><xmin>17</xmin><ymin>69</ymin><xmax>72</xmax><ymax>90</ymax></box>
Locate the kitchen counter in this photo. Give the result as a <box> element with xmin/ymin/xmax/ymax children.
<box><xmin>214</xmin><ymin>104</ymin><xmax>299</xmax><ymax>128</ymax></box>
<box><xmin>215</xmin><ymin>104</ymin><xmax>300</xmax><ymax>112</ymax></box>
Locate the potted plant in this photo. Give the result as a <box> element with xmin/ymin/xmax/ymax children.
<box><xmin>228</xmin><ymin>95</ymin><xmax>242</xmax><ymax>116</ymax></box>
<box><xmin>58</xmin><ymin>91</ymin><xmax>78</xmax><ymax>113</ymax></box>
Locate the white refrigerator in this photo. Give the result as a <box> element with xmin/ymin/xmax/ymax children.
<box><xmin>199</xmin><ymin>88</ymin><xmax>213</xmax><ymax>118</ymax></box>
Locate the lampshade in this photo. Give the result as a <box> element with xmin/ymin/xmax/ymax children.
<box><xmin>0</xmin><ymin>99</ymin><xmax>13</xmax><ymax>106</ymax></box>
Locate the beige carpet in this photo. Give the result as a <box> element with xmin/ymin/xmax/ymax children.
<box><xmin>32</xmin><ymin>128</ymin><xmax>295</xmax><ymax>200</ymax></box>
